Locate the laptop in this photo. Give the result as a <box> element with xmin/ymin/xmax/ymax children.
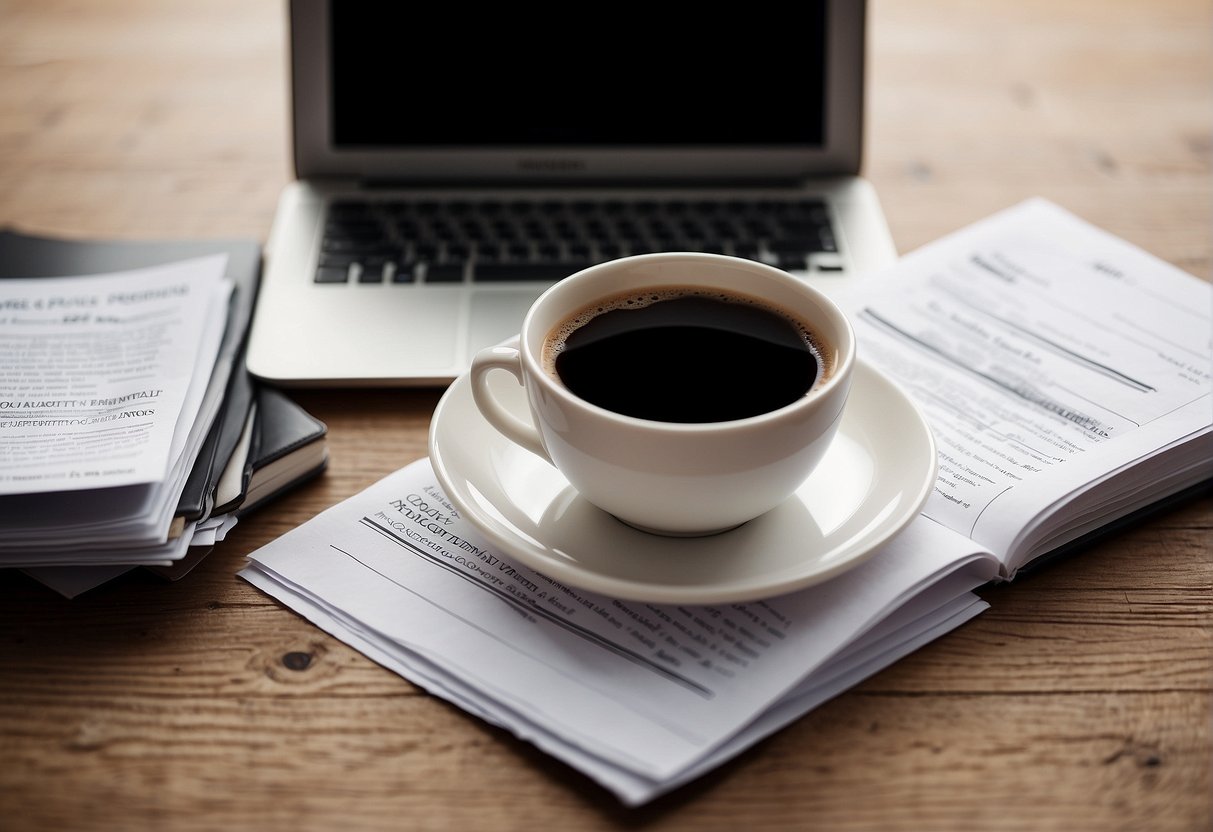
<box><xmin>246</xmin><ymin>0</ymin><xmax>897</xmax><ymax>387</ymax></box>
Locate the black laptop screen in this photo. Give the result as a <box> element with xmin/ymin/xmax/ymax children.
<box><xmin>330</xmin><ymin>6</ymin><xmax>827</xmax><ymax>147</ymax></box>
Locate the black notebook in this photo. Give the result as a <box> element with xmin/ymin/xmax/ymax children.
<box><xmin>214</xmin><ymin>385</ymin><xmax>329</xmax><ymax>517</ymax></box>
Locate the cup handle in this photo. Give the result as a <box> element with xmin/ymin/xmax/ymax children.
<box><xmin>470</xmin><ymin>344</ymin><xmax>554</xmax><ymax>464</ymax></box>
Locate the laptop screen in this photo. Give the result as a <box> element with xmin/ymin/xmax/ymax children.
<box><xmin>330</xmin><ymin>7</ymin><xmax>827</xmax><ymax>148</ymax></box>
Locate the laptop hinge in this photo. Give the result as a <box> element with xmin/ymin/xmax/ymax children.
<box><xmin>356</xmin><ymin>176</ymin><xmax>816</xmax><ymax>190</ymax></box>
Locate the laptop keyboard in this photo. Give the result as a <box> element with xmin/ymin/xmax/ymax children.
<box><xmin>314</xmin><ymin>198</ymin><xmax>840</xmax><ymax>285</ymax></box>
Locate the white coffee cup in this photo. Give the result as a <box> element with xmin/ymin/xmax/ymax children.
<box><xmin>470</xmin><ymin>253</ymin><xmax>856</xmax><ymax>536</ymax></box>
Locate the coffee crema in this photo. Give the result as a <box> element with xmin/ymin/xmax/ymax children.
<box><xmin>542</xmin><ymin>287</ymin><xmax>829</xmax><ymax>423</ymax></box>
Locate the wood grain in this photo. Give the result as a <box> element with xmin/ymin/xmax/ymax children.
<box><xmin>1</xmin><ymin>0</ymin><xmax>1210</xmax><ymax>830</ymax></box>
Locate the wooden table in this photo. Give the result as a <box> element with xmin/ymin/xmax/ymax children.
<box><xmin>1</xmin><ymin>1</ymin><xmax>1209</xmax><ymax>829</ymax></box>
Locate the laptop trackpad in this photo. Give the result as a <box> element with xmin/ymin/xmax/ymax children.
<box><xmin>467</xmin><ymin>289</ymin><xmax>548</xmax><ymax>356</ymax></box>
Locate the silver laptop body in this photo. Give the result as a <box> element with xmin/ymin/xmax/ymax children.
<box><xmin>247</xmin><ymin>0</ymin><xmax>897</xmax><ymax>387</ymax></box>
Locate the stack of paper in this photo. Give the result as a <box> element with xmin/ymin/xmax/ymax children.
<box><xmin>0</xmin><ymin>255</ymin><xmax>232</xmax><ymax>559</ymax></box>
<box><xmin>0</xmin><ymin>231</ymin><xmax>329</xmax><ymax>595</ymax></box>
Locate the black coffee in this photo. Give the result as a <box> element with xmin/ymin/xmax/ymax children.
<box><xmin>545</xmin><ymin>288</ymin><xmax>823</xmax><ymax>423</ymax></box>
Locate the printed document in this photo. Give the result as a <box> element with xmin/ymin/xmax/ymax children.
<box><xmin>0</xmin><ymin>256</ymin><xmax>231</xmax><ymax>494</ymax></box>
<box><xmin>242</xmin><ymin>459</ymin><xmax>993</xmax><ymax>803</ymax></box>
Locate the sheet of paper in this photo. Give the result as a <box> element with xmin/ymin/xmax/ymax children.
<box><xmin>195</xmin><ymin>513</ymin><xmax>238</xmax><ymax>544</ymax></box>
<box><xmin>837</xmin><ymin>199</ymin><xmax>1212</xmax><ymax>560</ymax></box>
<box><xmin>634</xmin><ymin>591</ymin><xmax>988</xmax><ymax>804</ymax></box>
<box><xmin>241</xmin><ymin>459</ymin><xmax>998</xmax><ymax>785</ymax></box>
<box><xmin>242</xmin><ymin>559</ymin><xmax>986</xmax><ymax>805</ymax></box>
<box><xmin>0</xmin><ymin>256</ymin><xmax>231</xmax><ymax>494</ymax></box>
<box><xmin>3</xmin><ymin>520</ymin><xmax>196</xmax><ymax>568</ymax></box>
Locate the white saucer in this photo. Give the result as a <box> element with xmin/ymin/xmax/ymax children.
<box><xmin>429</xmin><ymin>352</ymin><xmax>937</xmax><ymax>604</ymax></box>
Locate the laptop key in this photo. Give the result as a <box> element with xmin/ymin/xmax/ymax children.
<box><xmin>778</xmin><ymin>219</ymin><xmax>832</xmax><ymax>237</ymax></box>
<box><xmin>391</xmin><ymin>262</ymin><xmax>418</xmax><ymax>283</ymax></box>
<box><xmin>322</xmin><ymin>238</ymin><xmax>396</xmax><ymax>254</ymax></box>
<box><xmin>315</xmin><ymin>265</ymin><xmax>350</xmax><ymax>284</ymax></box>
<box><xmin>775</xmin><ymin>253</ymin><xmax>809</xmax><ymax>271</ymax></box>
<box><xmin>397</xmin><ymin>261</ymin><xmax>422</xmax><ymax>285</ymax></box>
<box><xmin>475</xmin><ymin>243</ymin><xmax>503</xmax><ymax>262</ymax></box>
<box><xmin>472</xmin><ymin>262</ymin><xmax>594</xmax><ymax>282</ymax></box>
<box><xmin>356</xmin><ymin>262</ymin><xmax>385</xmax><ymax>283</ymax></box>
<box><xmin>426</xmin><ymin>262</ymin><xmax>466</xmax><ymax>283</ymax></box>
<box><xmin>769</xmin><ymin>235</ymin><xmax>829</xmax><ymax>255</ymax></box>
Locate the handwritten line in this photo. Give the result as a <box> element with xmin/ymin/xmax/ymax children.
<box><xmin>970</xmin><ymin>486</ymin><xmax>1014</xmax><ymax>539</ymax></box>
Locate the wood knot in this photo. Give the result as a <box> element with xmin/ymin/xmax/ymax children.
<box><xmin>252</xmin><ymin>642</ymin><xmax>332</xmax><ymax>684</ymax></box>
<box><xmin>282</xmin><ymin>651</ymin><xmax>313</xmax><ymax>671</ymax></box>
<box><xmin>1103</xmin><ymin>739</ymin><xmax>1163</xmax><ymax>769</ymax></box>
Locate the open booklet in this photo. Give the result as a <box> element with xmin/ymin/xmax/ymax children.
<box><xmin>837</xmin><ymin>198</ymin><xmax>1212</xmax><ymax>574</ymax></box>
<box><xmin>240</xmin><ymin>199</ymin><xmax>1212</xmax><ymax>805</ymax></box>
